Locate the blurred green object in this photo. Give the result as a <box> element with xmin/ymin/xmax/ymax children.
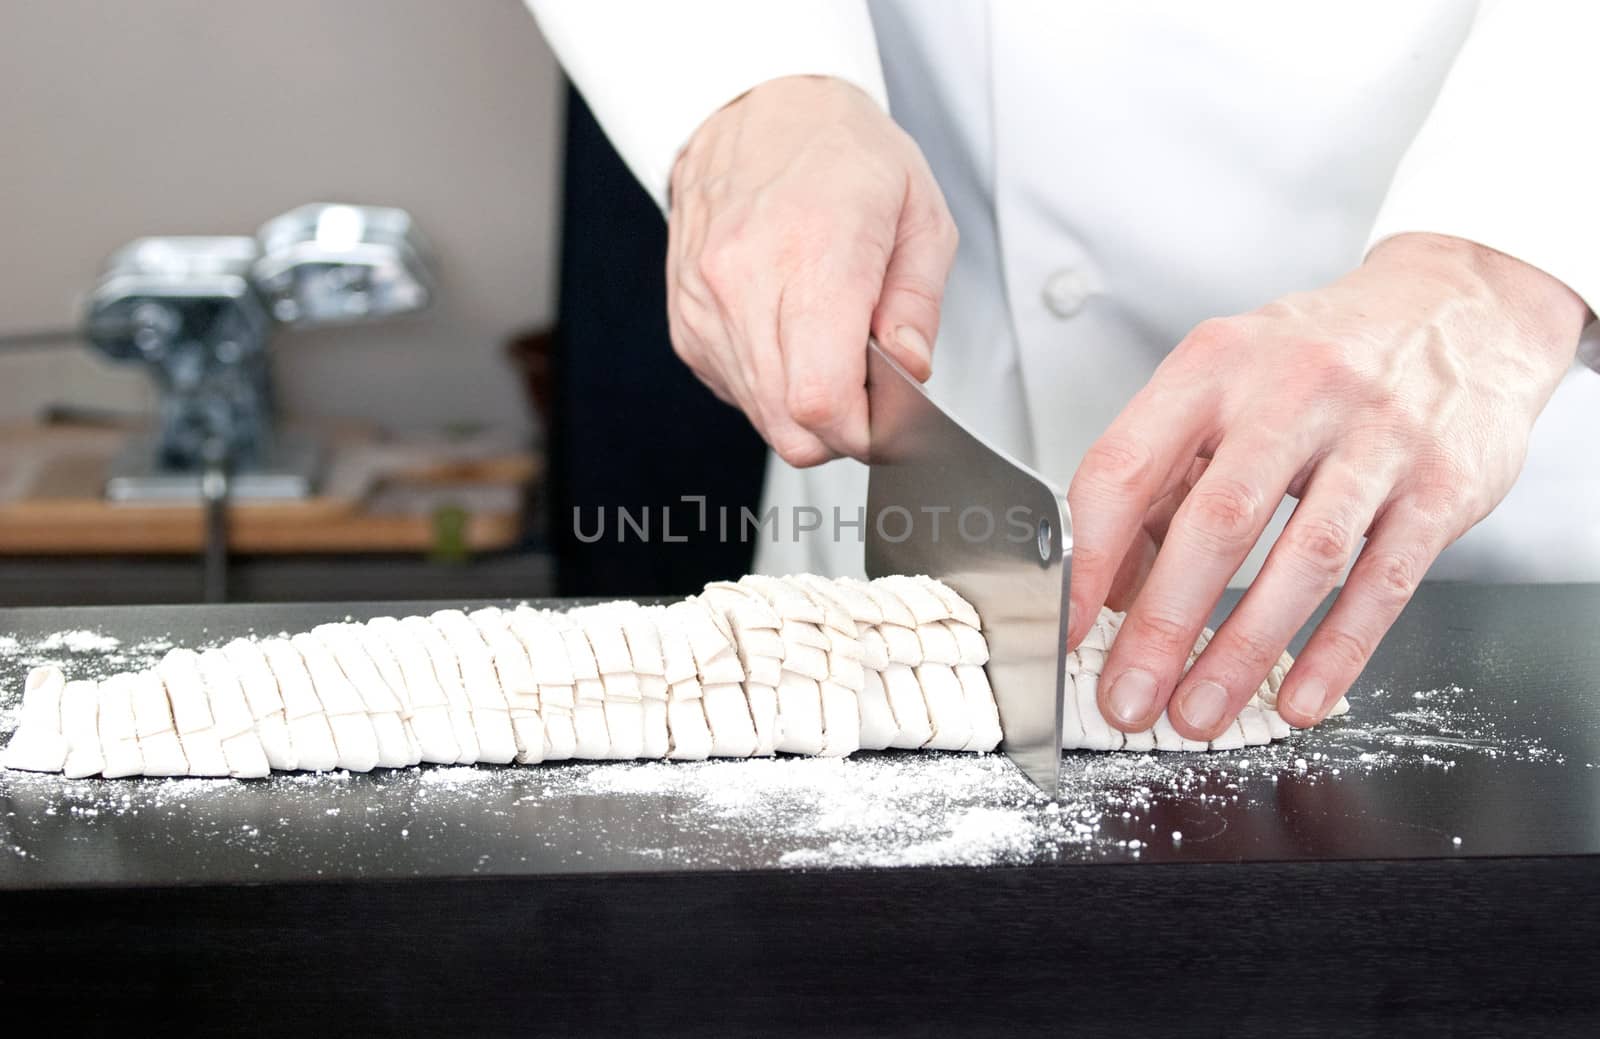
<box><xmin>430</xmin><ymin>504</ymin><xmax>469</xmax><ymax>563</ymax></box>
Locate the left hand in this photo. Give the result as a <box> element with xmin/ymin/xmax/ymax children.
<box><xmin>1067</xmin><ymin>232</ymin><xmax>1590</xmax><ymax>740</ymax></box>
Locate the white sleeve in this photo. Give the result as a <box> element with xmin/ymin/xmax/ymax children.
<box><xmin>524</xmin><ymin>1</ymin><xmax>889</xmax><ymax>211</ymax></box>
<box><xmin>1366</xmin><ymin>0</ymin><xmax>1600</xmax><ymax>369</ymax></box>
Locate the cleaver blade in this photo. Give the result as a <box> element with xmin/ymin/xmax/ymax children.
<box><xmin>864</xmin><ymin>338</ymin><xmax>1070</xmax><ymax>798</ymax></box>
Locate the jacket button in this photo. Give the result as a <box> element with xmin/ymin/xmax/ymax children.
<box><xmin>1042</xmin><ymin>267</ymin><xmax>1091</xmax><ymax>318</ymax></box>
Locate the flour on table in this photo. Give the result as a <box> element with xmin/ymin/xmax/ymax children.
<box><xmin>34</xmin><ymin>630</ymin><xmax>121</xmax><ymax>654</ymax></box>
<box><xmin>0</xmin><ymin>680</ymin><xmax>1566</xmax><ymax>871</ymax></box>
<box><xmin>0</xmin><ymin>629</ymin><xmax>174</xmax><ymax>675</ymax></box>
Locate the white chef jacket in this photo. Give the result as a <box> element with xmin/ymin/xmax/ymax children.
<box><xmin>529</xmin><ymin>0</ymin><xmax>1600</xmax><ymax>583</ymax></box>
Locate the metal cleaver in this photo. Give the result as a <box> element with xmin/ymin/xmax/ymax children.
<box><xmin>864</xmin><ymin>338</ymin><xmax>1070</xmax><ymax>798</ymax></box>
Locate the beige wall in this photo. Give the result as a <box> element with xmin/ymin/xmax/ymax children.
<box><xmin>0</xmin><ymin>0</ymin><xmax>564</xmax><ymax>434</ymax></box>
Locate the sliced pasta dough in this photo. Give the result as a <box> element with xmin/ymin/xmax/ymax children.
<box><xmin>2</xmin><ymin>574</ymin><xmax>1339</xmax><ymax>778</ymax></box>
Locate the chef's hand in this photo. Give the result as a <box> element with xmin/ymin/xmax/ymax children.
<box><xmin>1068</xmin><ymin>233</ymin><xmax>1590</xmax><ymax>739</ymax></box>
<box><xmin>666</xmin><ymin>75</ymin><xmax>958</xmax><ymax>464</ymax></box>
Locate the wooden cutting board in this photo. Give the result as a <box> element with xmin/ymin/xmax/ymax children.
<box><xmin>0</xmin><ymin>423</ymin><xmax>539</xmax><ymax>554</ymax></box>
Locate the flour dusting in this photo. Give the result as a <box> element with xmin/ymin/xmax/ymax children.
<box><xmin>0</xmin><ymin>628</ymin><xmax>174</xmax><ymax>674</ymax></box>
<box><xmin>32</xmin><ymin>630</ymin><xmax>121</xmax><ymax>654</ymax></box>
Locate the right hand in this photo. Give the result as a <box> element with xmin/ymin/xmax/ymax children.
<box><xmin>666</xmin><ymin>75</ymin><xmax>958</xmax><ymax>465</ymax></box>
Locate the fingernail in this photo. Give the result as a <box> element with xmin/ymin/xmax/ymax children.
<box><xmin>1177</xmin><ymin>680</ymin><xmax>1229</xmax><ymax>733</ymax></box>
<box><xmin>1106</xmin><ymin>669</ymin><xmax>1158</xmax><ymax>726</ymax></box>
<box><xmin>1283</xmin><ymin>677</ymin><xmax>1328</xmax><ymax>723</ymax></box>
<box><xmin>895</xmin><ymin>325</ymin><xmax>931</xmax><ymax>376</ymax></box>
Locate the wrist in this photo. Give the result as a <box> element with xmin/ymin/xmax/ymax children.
<box><xmin>670</xmin><ymin>75</ymin><xmax>873</xmax><ymax>207</ymax></box>
<box><xmin>1368</xmin><ymin>232</ymin><xmax>1590</xmax><ymax>354</ymax></box>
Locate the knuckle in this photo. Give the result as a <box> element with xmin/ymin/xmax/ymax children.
<box><xmin>786</xmin><ymin>377</ymin><xmax>840</xmax><ymax>430</ymax></box>
<box><xmin>694</xmin><ymin>244</ymin><xmax>738</xmax><ymax>296</ymax></box>
<box><xmin>673</xmin><ymin>262</ymin><xmax>710</xmax><ymax>306</ymax></box>
<box><xmin>1408</xmin><ymin>501</ymin><xmax>1468</xmax><ymax>552</ymax></box>
<box><xmin>1284</xmin><ymin>514</ymin><xmax>1356</xmax><ymax>582</ymax></box>
<box><xmin>1295</xmin><ymin>338</ymin><xmax>1362</xmax><ymax>382</ymax></box>
<box><xmin>1180</xmin><ymin>317</ymin><xmax>1246</xmax><ymax>357</ymax></box>
<box><xmin>672</xmin><ymin>307</ymin><xmax>719</xmax><ymax>359</ymax></box>
<box><xmin>1409</xmin><ymin>454</ymin><xmax>1473</xmax><ymax>515</ymax></box>
<box><xmin>1069</xmin><ymin>542</ymin><xmax>1118</xmax><ymax>577</ymax></box>
<box><xmin>696</xmin><ymin>225</ymin><xmax>761</xmax><ymax>295</ymax></box>
<box><xmin>670</xmin><ymin>304</ymin><xmax>702</xmax><ymax>343</ymax></box>
<box><xmin>770</xmin><ymin>432</ymin><xmax>828</xmax><ymax>469</ymax></box>
<box><xmin>1185</xmin><ymin>477</ymin><xmax>1263</xmax><ymax>553</ymax></box>
<box><xmin>904</xmin><ymin>190</ymin><xmax>952</xmax><ymax>233</ymax></box>
<box><xmin>1217</xmin><ymin>625</ymin><xmax>1282</xmax><ymax>674</ymax></box>
<box><xmin>668</xmin><ymin>331</ymin><xmax>694</xmax><ymax>366</ymax></box>
<box><xmin>1318</xmin><ymin>625</ymin><xmax>1372</xmax><ymax>674</ymax></box>
<box><xmin>667</xmin><ymin>312</ymin><xmax>705</xmax><ymax>363</ymax></box>
<box><xmin>695</xmin><ymin>172</ymin><xmax>730</xmax><ymax>202</ymax></box>
<box><xmin>1128</xmin><ymin>608</ymin><xmax>1195</xmax><ymax>659</ymax></box>
<box><xmin>884</xmin><ymin>268</ymin><xmax>946</xmax><ymax>312</ymax></box>
<box><xmin>939</xmin><ymin>216</ymin><xmax>960</xmax><ymax>254</ymax></box>
<box><xmin>1378</xmin><ymin>395</ymin><xmax>1433</xmax><ymax>440</ymax></box>
<box><xmin>1364</xmin><ymin>549</ymin><xmax>1423</xmax><ymax>611</ymax></box>
<box><xmin>913</xmin><ymin>199</ymin><xmax>960</xmax><ymax>256</ymax></box>
<box><xmin>1079</xmin><ymin>435</ymin><xmax>1156</xmax><ymax>495</ymax></box>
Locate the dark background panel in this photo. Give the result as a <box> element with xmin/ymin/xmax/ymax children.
<box><xmin>550</xmin><ymin>86</ymin><xmax>768</xmax><ymax>598</ymax></box>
